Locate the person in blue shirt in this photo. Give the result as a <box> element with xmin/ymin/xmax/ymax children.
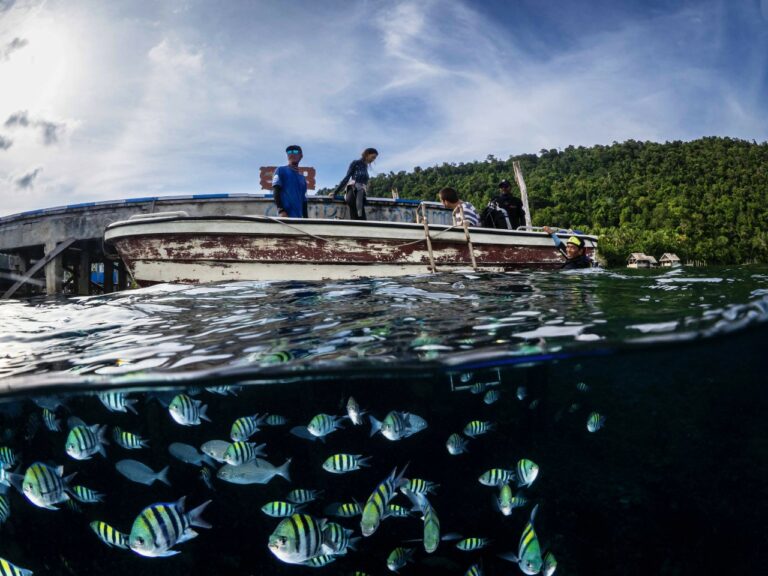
<box><xmin>272</xmin><ymin>145</ymin><xmax>308</xmax><ymax>218</ymax></box>
<box><xmin>543</xmin><ymin>225</ymin><xmax>592</xmax><ymax>269</ymax></box>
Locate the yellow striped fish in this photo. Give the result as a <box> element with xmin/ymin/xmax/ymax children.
<box><xmin>360</xmin><ymin>465</ymin><xmax>408</xmax><ymax>537</ymax></box>
<box><xmin>128</xmin><ymin>497</ymin><xmax>212</xmax><ymax>557</ymax></box>
<box><xmin>90</xmin><ymin>521</ymin><xmax>129</xmax><ymax>549</ymax></box>
<box><xmin>268</xmin><ymin>513</ymin><xmax>329</xmax><ymax>564</ymax></box>
<box><xmin>500</xmin><ymin>504</ymin><xmax>543</xmax><ymax>575</ymax></box>
<box><xmin>0</xmin><ymin>557</ymin><xmax>33</xmax><ymax>576</ymax></box>
<box><xmin>322</xmin><ymin>453</ymin><xmax>371</xmax><ymax>474</ymax></box>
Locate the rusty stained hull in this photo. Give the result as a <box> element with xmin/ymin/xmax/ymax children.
<box><xmin>105</xmin><ymin>216</ymin><xmax>596</xmax><ymax>284</ymax></box>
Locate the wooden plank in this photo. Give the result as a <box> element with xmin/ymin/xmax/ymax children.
<box><xmin>2</xmin><ymin>238</ymin><xmax>76</xmax><ymax>299</ymax></box>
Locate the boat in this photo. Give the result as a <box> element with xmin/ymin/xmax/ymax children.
<box><xmin>104</xmin><ymin>203</ymin><xmax>597</xmax><ymax>285</ymax></box>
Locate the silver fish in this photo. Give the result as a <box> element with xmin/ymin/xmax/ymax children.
<box><xmin>115</xmin><ymin>459</ymin><xmax>171</xmax><ymax>486</ymax></box>
<box><xmin>200</xmin><ymin>439</ymin><xmax>231</xmax><ymax>463</ymax></box>
<box><xmin>346</xmin><ymin>396</ymin><xmax>367</xmax><ymax>425</ymax></box>
<box><xmin>216</xmin><ymin>458</ymin><xmax>291</xmax><ymax>485</ymax></box>
<box><xmin>169</xmin><ymin>442</ymin><xmax>216</xmax><ymax>467</ymax></box>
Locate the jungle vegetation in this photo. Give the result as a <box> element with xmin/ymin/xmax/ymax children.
<box><xmin>330</xmin><ymin>137</ymin><xmax>768</xmax><ymax>266</ymax></box>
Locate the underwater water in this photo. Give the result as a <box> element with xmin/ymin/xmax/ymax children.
<box><xmin>0</xmin><ymin>266</ymin><xmax>766</xmax><ymax>575</ymax></box>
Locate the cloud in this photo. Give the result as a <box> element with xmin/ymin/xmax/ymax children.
<box><xmin>0</xmin><ymin>0</ymin><xmax>15</xmax><ymax>13</ymax></box>
<box><xmin>4</xmin><ymin>110</ymin><xmax>65</xmax><ymax>145</ymax></box>
<box><xmin>15</xmin><ymin>167</ymin><xmax>42</xmax><ymax>189</ymax></box>
<box><xmin>0</xmin><ymin>135</ymin><xmax>11</xmax><ymax>150</ymax></box>
<box><xmin>1</xmin><ymin>37</ymin><xmax>28</xmax><ymax>60</ymax></box>
<box><xmin>4</xmin><ymin>111</ymin><xmax>31</xmax><ymax>128</ymax></box>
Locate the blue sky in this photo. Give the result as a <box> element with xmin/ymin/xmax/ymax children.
<box><xmin>0</xmin><ymin>0</ymin><xmax>767</xmax><ymax>216</ymax></box>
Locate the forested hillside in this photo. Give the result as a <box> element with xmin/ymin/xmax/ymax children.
<box><xmin>356</xmin><ymin>137</ymin><xmax>768</xmax><ymax>266</ymax></box>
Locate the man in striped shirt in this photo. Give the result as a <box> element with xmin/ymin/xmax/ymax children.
<box><xmin>438</xmin><ymin>187</ymin><xmax>480</xmax><ymax>227</ymax></box>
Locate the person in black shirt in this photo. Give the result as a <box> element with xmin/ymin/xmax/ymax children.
<box><xmin>333</xmin><ymin>148</ymin><xmax>379</xmax><ymax>220</ymax></box>
<box><xmin>493</xmin><ymin>179</ymin><xmax>525</xmax><ymax>229</ymax></box>
<box><xmin>543</xmin><ymin>226</ymin><xmax>593</xmax><ymax>269</ymax></box>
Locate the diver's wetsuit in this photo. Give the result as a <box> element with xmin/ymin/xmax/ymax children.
<box><xmin>549</xmin><ymin>233</ymin><xmax>593</xmax><ymax>269</ymax></box>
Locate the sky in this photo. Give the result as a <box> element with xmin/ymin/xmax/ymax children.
<box><xmin>0</xmin><ymin>0</ymin><xmax>767</xmax><ymax>216</ymax></box>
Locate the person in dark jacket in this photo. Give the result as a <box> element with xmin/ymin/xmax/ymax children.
<box><xmin>493</xmin><ymin>179</ymin><xmax>525</xmax><ymax>229</ymax></box>
<box><xmin>543</xmin><ymin>225</ymin><xmax>592</xmax><ymax>269</ymax></box>
<box><xmin>332</xmin><ymin>148</ymin><xmax>378</xmax><ymax>220</ymax></box>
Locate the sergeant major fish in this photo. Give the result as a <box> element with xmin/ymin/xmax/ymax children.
<box><xmin>307</xmin><ymin>413</ymin><xmax>345</xmax><ymax>440</ymax></box>
<box><xmin>322</xmin><ymin>454</ymin><xmax>371</xmax><ymax>474</ymax></box>
<box><xmin>369</xmin><ymin>411</ymin><xmax>427</xmax><ymax>441</ymax></box>
<box><xmin>230</xmin><ymin>414</ymin><xmax>266</xmax><ymax>441</ymax></box>
<box><xmin>222</xmin><ymin>441</ymin><xmax>267</xmax><ymax>466</ymax></box>
<box><xmin>446</xmin><ymin>433</ymin><xmax>469</xmax><ymax>455</ymax></box>
<box><xmin>129</xmin><ymin>496</ymin><xmax>212</xmax><ymax>557</ymax></box>
<box><xmin>499</xmin><ymin>504</ymin><xmax>543</xmax><ymax>575</ymax></box>
<box><xmin>587</xmin><ymin>412</ymin><xmax>606</xmax><ymax>433</ymax></box>
<box><xmin>15</xmin><ymin>462</ymin><xmax>74</xmax><ymax>510</ymax></box>
<box><xmin>168</xmin><ymin>394</ymin><xmax>210</xmax><ymax>426</ymax></box>
<box><xmin>98</xmin><ymin>391</ymin><xmax>138</xmax><ymax>415</ymax></box>
<box><xmin>90</xmin><ymin>521</ymin><xmax>129</xmax><ymax>549</ymax></box>
<box><xmin>361</xmin><ymin>465</ymin><xmax>408</xmax><ymax>537</ymax></box>
<box><xmin>65</xmin><ymin>424</ymin><xmax>108</xmax><ymax>460</ymax></box>
<box><xmin>113</xmin><ymin>427</ymin><xmax>148</xmax><ymax>450</ymax></box>
<box><xmin>267</xmin><ymin>513</ymin><xmax>330</xmax><ymax>564</ymax></box>
<box><xmin>0</xmin><ymin>557</ymin><xmax>32</xmax><ymax>576</ymax></box>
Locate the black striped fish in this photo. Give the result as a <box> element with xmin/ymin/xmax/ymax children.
<box><xmin>0</xmin><ymin>447</ymin><xmax>18</xmax><ymax>470</ymax></box>
<box><xmin>306</xmin><ymin>413</ymin><xmax>345</xmax><ymax>439</ymax></box>
<box><xmin>90</xmin><ymin>520</ymin><xmax>129</xmax><ymax>549</ymax></box>
<box><xmin>230</xmin><ymin>414</ymin><xmax>266</xmax><ymax>441</ymax></box>
<box><xmin>516</xmin><ymin>459</ymin><xmax>539</xmax><ymax>488</ymax></box>
<box><xmin>261</xmin><ymin>501</ymin><xmax>303</xmax><ymax>518</ymax></box>
<box><xmin>478</xmin><ymin>468</ymin><xmax>515</xmax><ymax>487</ymax></box>
<box><xmin>386</xmin><ymin>547</ymin><xmax>415</xmax><ymax>572</ymax></box>
<box><xmin>168</xmin><ymin>394</ymin><xmax>210</xmax><ymax>426</ymax></box>
<box><xmin>446</xmin><ymin>433</ymin><xmax>469</xmax><ymax>455</ymax></box>
<box><xmin>18</xmin><ymin>462</ymin><xmax>74</xmax><ymax>510</ymax></box>
<box><xmin>401</xmin><ymin>477</ymin><xmax>438</xmax><ymax>495</ymax></box>
<box><xmin>97</xmin><ymin>391</ymin><xmax>138</xmax><ymax>415</ymax></box>
<box><xmin>499</xmin><ymin>504</ymin><xmax>543</xmax><ymax>575</ymax></box>
<box><xmin>42</xmin><ymin>408</ymin><xmax>61</xmax><ymax>432</ymax></box>
<box><xmin>0</xmin><ymin>557</ymin><xmax>32</xmax><ymax>576</ymax></box>
<box><xmin>463</xmin><ymin>420</ymin><xmax>495</xmax><ymax>438</ymax></box>
<box><xmin>128</xmin><ymin>497</ymin><xmax>212</xmax><ymax>557</ymax></box>
<box><xmin>267</xmin><ymin>513</ymin><xmax>329</xmax><ymax>564</ymax></box>
<box><xmin>456</xmin><ymin>537</ymin><xmax>490</xmax><ymax>551</ymax></box>
<box><xmin>322</xmin><ymin>521</ymin><xmax>358</xmax><ymax>555</ymax></box>
<box><xmin>287</xmin><ymin>489</ymin><xmax>323</xmax><ymax>504</ymax></box>
<box><xmin>360</xmin><ymin>465</ymin><xmax>408</xmax><ymax>537</ymax></box>
<box><xmin>71</xmin><ymin>485</ymin><xmax>104</xmax><ymax>504</ymax></box>
<box><xmin>369</xmin><ymin>411</ymin><xmax>427</xmax><ymax>441</ymax></box>
<box><xmin>264</xmin><ymin>414</ymin><xmax>288</xmax><ymax>426</ymax></box>
<box><xmin>322</xmin><ymin>454</ymin><xmax>371</xmax><ymax>474</ymax></box>
<box><xmin>324</xmin><ymin>502</ymin><xmax>361</xmax><ymax>518</ymax></box>
<box><xmin>0</xmin><ymin>495</ymin><xmax>9</xmax><ymax>524</ymax></box>
<box><xmin>222</xmin><ymin>441</ymin><xmax>267</xmax><ymax>465</ymax></box>
<box><xmin>113</xmin><ymin>427</ymin><xmax>148</xmax><ymax>450</ymax></box>
<box><xmin>65</xmin><ymin>424</ymin><xmax>108</xmax><ymax>460</ymax></box>
<box><xmin>302</xmin><ymin>555</ymin><xmax>337</xmax><ymax>568</ymax></box>
<box><xmin>587</xmin><ymin>412</ymin><xmax>606</xmax><ymax>433</ymax></box>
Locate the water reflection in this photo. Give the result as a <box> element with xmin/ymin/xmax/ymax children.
<box><xmin>0</xmin><ymin>267</ymin><xmax>766</xmax><ymax>383</ymax></box>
